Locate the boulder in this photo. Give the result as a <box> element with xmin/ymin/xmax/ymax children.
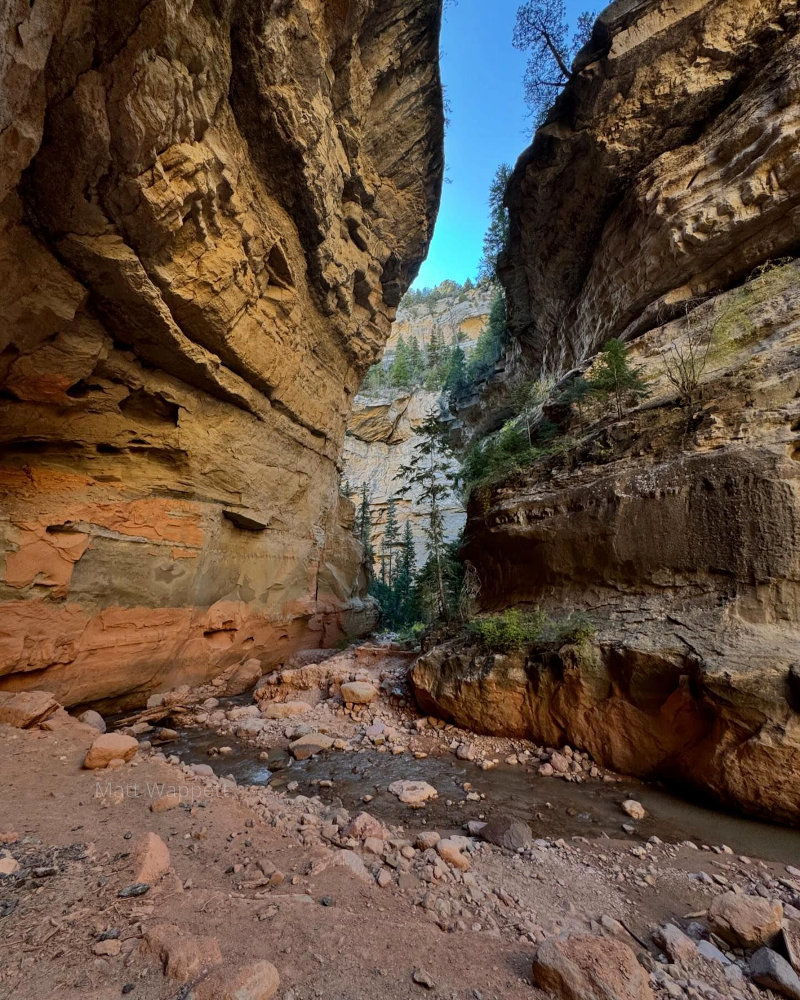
<box><xmin>223</xmin><ymin>659</ymin><xmax>262</xmax><ymax>696</ymax></box>
<box><xmin>261</xmin><ymin>701</ymin><xmax>311</xmax><ymax>719</ymax></box>
<box><xmin>289</xmin><ymin>733</ymin><xmax>334</xmax><ymax>760</ymax></box>
<box><xmin>387</xmin><ymin>780</ymin><xmax>437</xmax><ymax>804</ymax></box>
<box><xmin>340</xmin><ymin>681</ymin><xmax>377</xmax><ymax>705</ymax></box>
<box><xmin>78</xmin><ymin>710</ymin><xmax>106</xmax><ymax>733</ymax></box>
<box><xmin>142</xmin><ymin>923</ymin><xmax>222</xmax><ymax>982</ymax></box>
<box><xmin>653</xmin><ymin>924</ymin><xmax>697</xmax><ymax>963</ymax></box>
<box><xmin>191</xmin><ymin>960</ymin><xmax>280</xmax><ymax>1000</ymax></box>
<box><xmin>532</xmin><ymin>934</ymin><xmax>654</xmax><ymax>1000</ymax></box>
<box><xmin>83</xmin><ymin>733</ymin><xmax>139</xmax><ymax>769</ymax></box>
<box><xmin>479</xmin><ymin>815</ymin><xmax>533</xmax><ymax>851</ymax></box>
<box><xmin>344</xmin><ymin>812</ymin><xmax>386</xmax><ymax>840</ymax></box>
<box><xmin>750</xmin><ymin>948</ymin><xmax>800</xmax><ymax>1000</ymax></box>
<box><xmin>708</xmin><ymin>891</ymin><xmax>783</xmax><ymax>948</ymax></box>
<box><xmin>0</xmin><ymin>690</ymin><xmax>59</xmax><ymax>728</ymax></box>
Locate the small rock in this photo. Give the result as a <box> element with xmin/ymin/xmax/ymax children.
<box><xmin>654</xmin><ymin>923</ymin><xmax>697</xmax><ymax>963</ymax></box>
<box><xmin>415</xmin><ymin>831</ymin><xmax>441</xmax><ymax>850</ymax></box>
<box><xmin>344</xmin><ymin>812</ymin><xmax>385</xmax><ymax>840</ymax></box>
<box><xmin>436</xmin><ymin>839</ymin><xmax>470</xmax><ymax>871</ymax></box>
<box><xmin>621</xmin><ymin>799</ymin><xmax>646</xmax><ymax>821</ymax></box>
<box><xmin>118</xmin><ymin>883</ymin><xmax>150</xmax><ymax>898</ymax></box>
<box><xmin>142</xmin><ymin>923</ymin><xmax>223</xmax><ymax>982</ymax></box>
<box><xmin>78</xmin><ymin>710</ymin><xmax>106</xmax><ymax>733</ymax></box>
<box><xmin>0</xmin><ymin>856</ymin><xmax>20</xmax><ymax>876</ymax></box>
<box><xmin>289</xmin><ymin>733</ymin><xmax>334</xmax><ymax>760</ymax></box>
<box><xmin>93</xmin><ymin>939</ymin><xmax>121</xmax><ymax>957</ymax></box>
<box><xmin>413</xmin><ymin>968</ymin><xmax>435</xmax><ymax>989</ymax></box>
<box><xmin>131</xmin><ymin>832</ymin><xmax>170</xmax><ymax>884</ymax></box>
<box><xmin>340</xmin><ymin>681</ymin><xmax>377</xmax><ymax>705</ymax></box>
<box><xmin>387</xmin><ymin>780</ymin><xmax>437</xmax><ymax>805</ymax></box>
<box><xmin>479</xmin><ymin>815</ymin><xmax>532</xmax><ymax>851</ymax></box>
<box><xmin>261</xmin><ymin>701</ymin><xmax>311</xmax><ymax>719</ymax></box>
<box><xmin>150</xmin><ymin>792</ymin><xmax>182</xmax><ymax>813</ymax></box>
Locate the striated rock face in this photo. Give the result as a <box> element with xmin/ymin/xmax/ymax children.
<box><xmin>0</xmin><ymin>0</ymin><xmax>444</xmax><ymax>708</ymax></box>
<box><xmin>418</xmin><ymin>0</ymin><xmax>800</xmax><ymax>819</ymax></box>
<box><xmin>501</xmin><ymin>0</ymin><xmax>800</xmax><ymax>376</ymax></box>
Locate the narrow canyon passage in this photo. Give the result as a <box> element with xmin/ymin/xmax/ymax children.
<box><xmin>2</xmin><ymin>0</ymin><xmax>800</xmax><ymax>998</ymax></box>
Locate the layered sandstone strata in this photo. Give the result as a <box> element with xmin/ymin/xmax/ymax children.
<box><xmin>415</xmin><ymin>0</ymin><xmax>800</xmax><ymax>819</ymax></box>
<box><xmin>0</xmin><ymin>0</ymin><xmax>444</xmax><ymax>707</ymax></box>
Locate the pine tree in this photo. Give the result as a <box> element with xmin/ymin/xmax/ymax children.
<box><xmin>394</xmin><ymin>413</ymin><xmax>458</xmax><ymax>620</ymax></box>
<box><xmin>354</xmin><ymin>484</ymin><xmax>374</xmax><ymax>570</ymax></box>
<box><xmin>406</xmin><ymin>336</ymin><xmax>424</xmax><ymax>386</ymax></box>
<box><xmin>381</xmin><ymin>497</ymin><xmax>401</xmax><ymax>587</ymax></box>
<box><xmin>557</xmin><ymin>373</ymin><xmax>590</xmax><ymax>424</ymax></box>
<box><xmin>513</xmin><ymin>2</ymin><xmax>596</xmax><ymax>122</ymax></box>
<box><xmin>468</xmin><ymin>291</ymin><xmax>507</xmax><ymax>382</ymax></box>
<box><xmin>389</xmin><ymin>335</ymin><xmax>412</xmax><ymax>388</ymax></box>
<box><xmin>478</xmin><ymin>164</ymin><xmax>512</xmax><ymax>282</ymax></box>
<box><xmin>586</xmin><ymin>339</ymin><xmax>649</xmax><ymax>419</ymax></box>
<box><xmin>394</xmin><ymin>521</ymin><xmax>418</xmax><ymax>625</ymax></box>
<box><xmin>424</xmin><ymin>327</ymin><xmax>447</xmax><ymax>389</ymax></box>
<box><xmin>444</xmin><ymin>343</ymin><xmax>469</xmax><ymax>396</ymax></box>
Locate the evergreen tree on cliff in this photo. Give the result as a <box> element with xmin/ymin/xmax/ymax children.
<box><xmin>478</xmin><ymin>164</ymin><xmax>511</xmax><ymax>282</ymax></box>
<box><xmin>587</xmin><ymin>339</ymin><xmax>649</xmax><ymax>419</ymax></box>
<box><xmin>513</xmin><ymin>1</ymin><xmax>595</xmax><ymax>122</ymax></box>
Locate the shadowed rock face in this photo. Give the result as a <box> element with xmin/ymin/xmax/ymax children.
<box><xmin>416</xmin><ymin>0</ymin><xmax>800</xmax><ymax>819</ymax></box>
<box><xmin>501</xmin><ymin>0</ymin><xmax>800</xmax><ymax>376</ymax></box>
<box><xmin>0</xmin><ymin>0</ymin><xmax>444</xmax><ymax>708</ymax></box>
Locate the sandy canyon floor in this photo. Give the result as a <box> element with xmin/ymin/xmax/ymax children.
<box><xmin>1</xmin><ymin>645</ymin><xmax>799</xmax><ymax>1000</ymax></box>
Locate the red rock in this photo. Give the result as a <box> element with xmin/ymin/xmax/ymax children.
<box><xmin>131</xmin><ymin>832</ymin><xmax>170</xmax><ymax>884</ymax></box>
<box><xmin>142</xmin><ymin>923</ymin><xmax>222</xmax><ymax>982</ymax></box>
<box><xmin>532</xmin><ymin>934</ymin><xmax>654</xmax><ymax>1000</ymax></box>
<box><xmin>83</xmin><ymin>732</ymin><xmax>138</xmax><ymax>769</ymax></box>
<box><xmin>192</xmin><ymin>960</ymin><xmax>280</xmax><ymax>1000</ymax></box>
<box><xmin>0</xmin><ymin>690</ymin><xmax>59</xmax><ymax>728</ymax></box>
<box><xmin>436</xmin><ymin>839</ymin><xmax>470</xmax><ymax>871</ymax></box>
<box><xmin>708</xmin><ymin>891</ymin><xmax>783</xmax><ymax>948</ymax></box>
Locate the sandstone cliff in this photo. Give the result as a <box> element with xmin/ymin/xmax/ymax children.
<box><xmin>0</xmin><ymin>0</ymin><xmax>444</xmax><ymax>708</ymax></box>
<box><xmin>413</xmin><ymin>0</ymin><xmax>800</xmax><ymax>820</ymax></box>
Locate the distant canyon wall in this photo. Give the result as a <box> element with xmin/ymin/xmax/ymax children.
<box><xmin>343</xmin><ymin>286</ymin><xmax>491</xmax><ymax>572</ymax></box>
<box><xmin>0</xmin><ymin>0</ymin><xmax>444</xmax><ymax>708</ymax></box>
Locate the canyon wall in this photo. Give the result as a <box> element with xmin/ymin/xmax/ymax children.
<box><xmin>0</xmin><ymin>0</ymin><xmax>444</xmax><ymax>708</ymax></box>
<box><xmin>414</xmin><ymin>0</ymin><xmax>800</xmax><ymax>819</ymax></box>
<box><xmin>343</xmin><ymin>286</ymin><xmax>490</xmax><ymax>571</ymax></box>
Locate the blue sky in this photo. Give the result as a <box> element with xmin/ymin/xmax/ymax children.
<box><xmin>413</xmin><ymin>0</ymin><xmax>587</xmax><ymax>289</ymax></box>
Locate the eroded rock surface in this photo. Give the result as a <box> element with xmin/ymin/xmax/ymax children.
<box><xmin>0</xmin><ymin>0</ymin><xmax>444</xmax><ymax>707</ymax></box>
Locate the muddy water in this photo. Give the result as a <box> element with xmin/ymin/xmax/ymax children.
<box><xmin>169</xmin><ymin>727</ymin><xmax>800</xmax><ymax>863</ymax></box>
